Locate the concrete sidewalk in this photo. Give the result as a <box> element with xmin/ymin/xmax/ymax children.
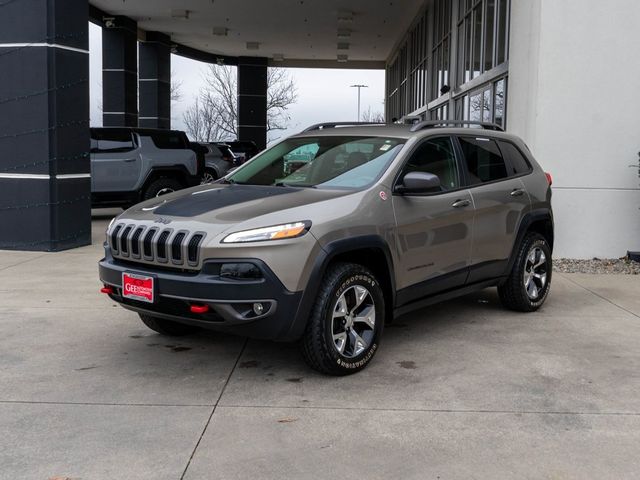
<box><xmin>1</xmin><ymin>211</ymin><xmax>639</xmax><ymax>479</ymax></box>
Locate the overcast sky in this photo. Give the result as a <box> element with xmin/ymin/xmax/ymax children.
<box><xmin>89</xmin><ymin>22</ymin><xmax>385</xmax><ymax>143</ymax></box>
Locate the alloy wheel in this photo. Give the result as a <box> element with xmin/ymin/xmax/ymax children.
<box><xmin>156</xmin><ymin>187</ymin><xmax>175</xmax><ymax>197</ymax></box>
<box><xmin>523</xmin><ymin>246</ymin><xmax>548</xmax><ymax>300</ymax></box>
<box><xmin>331</xmin><ymin>285</ymin><xmax>376</xmax><ymax>358</ymax></box>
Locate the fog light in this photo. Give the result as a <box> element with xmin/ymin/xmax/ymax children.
<box><xmin>252</xmin><ymin>303</ymin><xmax>264</xmax><ymax>315</ymax></box>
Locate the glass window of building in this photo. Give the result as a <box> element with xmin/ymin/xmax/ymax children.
<box><xmin>432</xmin><ymin>0</ymin><xmax>451</xmax><ymax>100</ymax></box>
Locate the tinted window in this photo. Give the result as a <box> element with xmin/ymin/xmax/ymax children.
<box><xmin>498</xmin><ymin>141</ymin><xmax>532</xmax><ymax>176</ymax></box>
<box><xmin>459</xmin><ymin>136</ymin><xmax>508</xmax><ymax>185</ymax></box>
<box><xmin>403</xmin><ymin>137</ymin><xmax>459</xmax><ymax>190</ymax></box>
<box><xmin>90</xmin><ymin>130</ymin><xmax>135</xmax><ymax>153</ymax></box>
<box><xmin>150</xmin><ymin>132</ymin><xmax>186</xmax><ymax>149</ymax></box>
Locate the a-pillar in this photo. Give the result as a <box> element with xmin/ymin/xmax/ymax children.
<box><xmin>0</xmin><ymin>0</ymin><xmax>91</xmax><ymax>251</ymax></box>
<box><xmin>102</xmin><ymin>16</ymin><xmax>138</xmax><ymax>127</ymax></box>
<box><xmin>139</xmin><ymin>32</ymin><xmax>171</xmax><ymax>129</ymax></box>
<box><xmin>237</xmin><ymin>57</ymin><xmax>268</xmax><ymax>150</ymax></box>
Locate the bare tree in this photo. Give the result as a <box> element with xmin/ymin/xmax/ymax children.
<box><xmin>171</xmin><ymin>73</ymin><xmax>183</xmax><ymax>103</ymax></box>
<box><xmin>183</xmin><ymin>65</ymin><xmax>297</xmax><ymax>142</ymax></box>
<box><xmin>360</xmin><ymin>106</ymin><xmax>385</xmax><ymax>123</ymax></box>
<box><xmin>182</xmin><ymin>97</ymin><xmax>227</xmax><ymax>142</ymax></box>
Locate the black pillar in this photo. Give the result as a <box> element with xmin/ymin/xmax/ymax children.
<box><xmin>102</xmin><ymin>16</ymin><xmax>138</xmax><ymax>127</ymax></box>
<box><xmin>237</xmin><ymin>57</ymin><xmax>267</xmax><ymax>150</ymax></box>
<box><xmin>0</xmin><ymin>0</ymin><xmax>91</xmax><ymax>251</ymax></box>
<box><xmin>138</xmin><ymin>32</ymin><xmax>171</xmax><ymax>129</ymax></box>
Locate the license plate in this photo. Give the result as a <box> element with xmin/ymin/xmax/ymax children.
<box><xmin>122</xmin><ymin>272</ymin><xmax>154</xmax><ymax>303</ymax></box>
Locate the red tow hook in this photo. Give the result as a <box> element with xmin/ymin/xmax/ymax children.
<box><xmin>190</xmin><ymin>304</ymin><xmax>210</xmax><ymax>314</ymax></box>
<box><xmin>100</xmin><ymin>286</ymin><xmax>114</xmax><ymax>295</ymax></box>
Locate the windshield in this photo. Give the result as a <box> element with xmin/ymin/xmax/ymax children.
<box><xmin>227</xmin><ymin>136</ymin><xmax>405</xmax><ymax>189</ymax></box>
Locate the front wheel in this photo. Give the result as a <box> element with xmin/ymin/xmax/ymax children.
<box><xmin>142</xmin><ymin>178</ymin><xmax>184</xmax><ymax>200</ymax></box>
<box><xmin>498</xmin><ymin>232</ymin><xmax>552</xmax><ymax>312</ymax></box>
<box><xmin>301</xmin><ymin>263</ymin><xmax>385</xmax><ymax>375</ymax></box>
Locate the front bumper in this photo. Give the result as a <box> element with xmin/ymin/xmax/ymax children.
<box><xmin>99</xmin><ymin>249</ymin><xmax>303</xmax><ymax>341</ymax></box>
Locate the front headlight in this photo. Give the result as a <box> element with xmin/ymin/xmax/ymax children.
<box><xmin>222</xmin><ymin>221</ymin><xmax>311</xmax><ymax>243</ymax></box>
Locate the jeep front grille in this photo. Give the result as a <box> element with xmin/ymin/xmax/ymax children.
<box><xmin>109</xmin><ymin>223</ymin><xmax>205</xmax><ymax>269</ymax></box>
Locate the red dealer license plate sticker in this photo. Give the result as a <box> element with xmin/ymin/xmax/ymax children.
<box><xmin>122</xmin><ymin>272</ymin><xmax>154</xmax><ymax>303</ymax></box>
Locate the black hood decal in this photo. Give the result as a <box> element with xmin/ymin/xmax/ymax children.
<box><xmin>153</xmin><ymin>185</ymin><xmax>298</xmax><ymax>217</ymax></box>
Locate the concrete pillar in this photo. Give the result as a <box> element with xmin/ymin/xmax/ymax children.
<box><xmin>237</xmin><ymin>57</ymin><xmax>267</xmax><ymax>150</ymax></box>
<box><xmin>139</xmin><ymin>32</ymin><xmax>171</xmax><ymax>129</ymax></box>
<box><xmin>0</xmin><ymin>0</ymin><xmax>91</xmax><ymax>251</ymax></box>
<box><xmin>102</xmin><ymin>16</ymin><xmax>138</xmax><ymax>127</ymax></box>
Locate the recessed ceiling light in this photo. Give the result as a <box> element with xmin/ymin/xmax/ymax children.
<box><xmin>337</xmin><ymin>28</ymin><xmax>351</xmax><ymax>39</ymax></box>
<box><xmin>212</xmin><ymin>27</ymin><xmax>228</xmax><ymax>36</ymax></box>
<box><xmin>246</xmin><ymin>42</ymin><xmax>260</xmax><ymax>50</ymax></box>
<box><xmin>171</xmin><ymin>9</ymin><xmax>189</xmax><ymax>19</ymax></box>
<box><xmin>337</xmin><ymin>42</ymin><xmax>350</xmax><ymax>50</ymax></box>
<box><xmin>337</xmin><ymin>54</ymin><xmax>348</xmax><ymax>62</ymax></box>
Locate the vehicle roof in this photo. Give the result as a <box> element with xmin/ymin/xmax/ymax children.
<box><xmin>90</xmin><ymin>127</ymin><xmax>187</xmax><ymax>136</ymax></box>
<box><xmin>289</xmin><ymin>123</ymin><xmax>519</xmax><ymax>142</ymax></box>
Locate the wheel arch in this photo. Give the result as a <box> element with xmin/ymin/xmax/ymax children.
<box><xmin>505</xmin><ymin>209</ymin><xmax>554</xmax><ymax>276</ymax></box>
<box><xmin>282</xmin><ymin>235</ymin><xmax>396</xmax><ymax>341</ymax></box>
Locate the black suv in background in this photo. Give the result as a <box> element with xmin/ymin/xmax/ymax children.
<box><xmin>225</xmin><ymin>140</ymin><xmax>259</xmax><ymax>164</ymax></box>
<box><xmin>90</xmin><ymin>128</ymin><xmax>204</xmax><ymax>208</ymax></box>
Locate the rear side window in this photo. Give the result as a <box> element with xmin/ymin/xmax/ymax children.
<box><xmin>90</xmin><ymin>130</ymin><xmax>135</xmax><ymax>153</ymax></box>
<box><xmin>498</xmin><ymin>141</ymin><xmax>532</xmax><ymax>176</ymax></box>
<box><xmin>458</xmin><ymin>137</ymin><xmax>508</xmax><ymax>185</ymax></box>
<box><xmin>150</xmin><ymin>132</ymin><xmax>186</xmax><ymax>149</ymax></box>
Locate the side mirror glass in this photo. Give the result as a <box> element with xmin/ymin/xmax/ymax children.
<box><xmin>396</xmin><ymin>171</ymin><xmax>442</xmax><ymax>194</ymax></box>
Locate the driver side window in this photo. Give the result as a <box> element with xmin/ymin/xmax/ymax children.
<box><xmin>403</xmin><ymin>137</ymin><xmax>459</xmax><ymax>190</ymax></box>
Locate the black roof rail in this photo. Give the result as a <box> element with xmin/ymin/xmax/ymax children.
<box><xmin>409</xmin><ymin>120</ymin><xmax>504</xmax><ymax>132</ymax></box>
<box><xmin>301</xmin><ymin>122</ymin><xmax>387</xmax><ymax>133</ymax></box>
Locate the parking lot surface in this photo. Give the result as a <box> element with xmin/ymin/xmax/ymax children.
<box><xmin>1</xmin><ymin>211</ymin><xmax>639</xmax><ymax>479</ymax></box>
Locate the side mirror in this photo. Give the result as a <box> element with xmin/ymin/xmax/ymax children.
<box><xmin>395</xmin><ymin>171</ymin><xmax>441</xmax><ymax>194</ymax></box>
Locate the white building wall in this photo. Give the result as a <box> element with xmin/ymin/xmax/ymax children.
<box><xmin>508</xmin><ymin>0</ymin><xmax>640</xmax><ymax>258</ymax></box>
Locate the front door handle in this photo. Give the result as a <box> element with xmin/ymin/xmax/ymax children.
<box><xmin>123</xmin><ymin>158</ymin><xmax>137</xmax><ymax>163</ymax></box>
<box><xmin>510</xmin><ymin>188</ymin><xmax>525</xmax><ymax>197</ymax></box>
<box><xmin>452</xmin><ymin>199</ymin><xmax>471</xmax><ymax>208</ymax></box>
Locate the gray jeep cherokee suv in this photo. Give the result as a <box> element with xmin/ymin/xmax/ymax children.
<box><xmin>99</xmin><ymin>121</ymin><xmax>553</xmax><ymax>375</ymax></box>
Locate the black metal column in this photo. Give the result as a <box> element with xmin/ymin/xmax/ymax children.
<box><xmin>101</xmin><ymin>16</ymin><xmax>138</xmax><ymax>127</ymax></box>
<box><xmin>237</xmin><ymin>57</ymin><xmax>267</xmax><ymax>150</ymax></box>
<box><xmin>139</xmin><ymin>32</ymin><xmax>171</xmax><ymax>129</ymax></box>
<box><xmin>0</xmin><ymin>0</ymin><xmax>91</xmax><ymax>251</ymax></box>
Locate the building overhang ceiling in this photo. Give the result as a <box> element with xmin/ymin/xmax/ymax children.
<box><xmin>90</xmin><ymin>0</ymin><xmax>424</xmax><ymax>68</ymax></box>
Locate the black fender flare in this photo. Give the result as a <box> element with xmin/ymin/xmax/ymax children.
<box><xmin>505</xmin><ymin>208</ymin><xmax>554</xmax><ymax>276</ymax></box>
<box><xmin>280</xmin><ymin>235</ymin><xmax>396</xmax><ymax>341</ymax></box>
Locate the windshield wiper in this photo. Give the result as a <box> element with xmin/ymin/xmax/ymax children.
<box><xmin>274</xmin><ymin>182</ymin><xmax>316</xmax><ymax>188</ymax></box>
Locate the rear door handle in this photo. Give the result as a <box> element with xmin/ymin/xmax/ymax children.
<box><xmin>452</xmin><ymin>199</ymin><xmax>471</xmax><ymax>208</ymax></box>
<box><xmin>510</xmin><ymin>188</ymin><xmax>525</xmax><ymax>197</ymax></box>
<box><xmin>123</xmin><ymin>158</ymin><xmax>136</xmax><ymax>163</ymax></box>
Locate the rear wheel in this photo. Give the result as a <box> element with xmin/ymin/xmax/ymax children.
<box><xmin>139</xmin><ymin>314</ymin><xmax>198</xmax><ymax>336</ymax></box>
<box><xmin>142</xmin><ymin>178</ymin><xmax>183</xmax><ymax>200</ymax></box>
<box><xmin>301</xmin><ymin>263</ymin><xmax>384</xmax><ymax>375</ymax></box>
<box><xmin>498</xmin><ymin>233</ymin><xmax>552</xmax><ymax>311</ymax></box>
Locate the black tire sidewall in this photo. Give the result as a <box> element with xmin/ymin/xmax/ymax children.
<box><xmin>518</xmin><ymin>236</ymin><xmax>552</xmax><ymax>309</ymax></box>
<box><xmin>321</xmin><ymin>268</ymin><xmax>385</xmax><ymax>373</ymax></box>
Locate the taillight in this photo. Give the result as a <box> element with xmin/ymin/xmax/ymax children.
<box><xmin>222</xmin><ymin>155</ymin><xmax>233</xmax><ymax>163</ymax></box>
<box><xmin>545</xmin><ymin>172</ymin><xmax>553</xmax><ymax>186</ymax></box>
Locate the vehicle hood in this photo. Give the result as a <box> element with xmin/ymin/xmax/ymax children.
<box><xmin>120</xmin><ymin>183</ymin><xmax>353</xmax><ymax>235</ymax></box>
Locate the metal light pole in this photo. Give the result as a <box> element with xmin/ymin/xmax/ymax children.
<box><xmin>350</xmin><ymin>84</ymin><xmax>368</xmax><ymax>120</ymax></box>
